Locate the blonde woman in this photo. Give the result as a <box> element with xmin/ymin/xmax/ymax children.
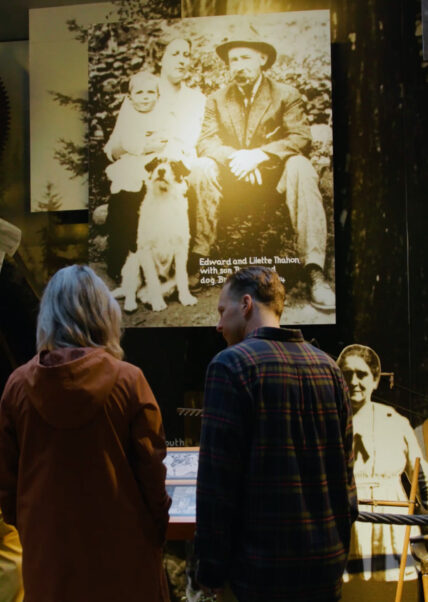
<box><xmin>0</xmin><ymin>265</ymin><xmax>171</xmax><ymax>602</ymax></box>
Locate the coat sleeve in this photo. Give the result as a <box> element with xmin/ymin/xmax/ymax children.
<box><xmin>196</xmin><ymin>93</ymin><xmax>238</xmax><ymax>167</ymax></box>
<box><xmin>195</xmin><ymin>358</ymin><xmax>248</xmax><ymax>589</ymax></box>
<box><xmin>129</xmin><ymin>370</ymin><xmax>171</xmax><ymax>544</ymax></box>
<box><xmin>0</xmin><ymin>378</ymin><xmax>20</xmax><ymax>527</ymax></box>
<box><xmin>259</xmin><ymin>85</ymin><xmax>312</xmax><ymax>162</ymax></box>
<box><xmin>196</xmin><ymin>81</ymin><xmax>312</xmax><ymax>167</ymax></box>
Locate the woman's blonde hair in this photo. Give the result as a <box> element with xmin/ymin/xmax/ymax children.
<box><xmin>36</xmin><ymin>265</ymin><xmax>123</xmax><ymax>359</ymax></box>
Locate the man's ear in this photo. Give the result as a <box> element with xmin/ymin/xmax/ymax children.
<box><xmin>259</xmin><ymin>52</ymin><xmax>268</xmax><ymax>69</ymax></box>
<box><xmin>241</xmin><ymin>293</ymin><xmax>253</xmax><ymax>316</ymax></box>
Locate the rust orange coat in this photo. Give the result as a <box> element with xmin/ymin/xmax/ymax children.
<box><xmin>0</xmin><ymin>347</ymin><xmax>171</xmax><ymax>602</ymax></box>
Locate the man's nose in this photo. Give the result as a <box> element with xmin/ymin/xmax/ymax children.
<box><xmin>350</xmin><ymin>372</ymin><xmax>359</xmax><ymax>384</ymax></box>
<box><xmin>158</xmin><ymin>168</ymin><xmax>165</xmax><ymax>178</ymax></box>
<box><xmin>216</xmin><ymin>320</ymin><xmax>222</xmax><ymax>333</ymax></box>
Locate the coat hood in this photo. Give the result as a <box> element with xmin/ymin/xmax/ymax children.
<box><xmin>24</xmin><ymin>348</ymin><xmax>120</xmax><ymax>429</ymax></box>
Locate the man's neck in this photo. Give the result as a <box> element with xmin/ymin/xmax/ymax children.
<box><xmin>244</xmin><ymin>305</ymin><xmax>280</xmax><ymax>337</ymax></box>
<box><xmin>237</xmin><ymin>74</ymin><xmax>263</xmax><ymax>102</ymax></box>
<box><xmin>159</xmin><ymin>78</ymin><xmax>182</xmax><ymax>97</ymax></box>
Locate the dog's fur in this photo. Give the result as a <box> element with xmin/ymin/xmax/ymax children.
<box><xmin>112</xmin><ymin>155</ymin><xmax>197</xmax><ymax>312</ymax></box>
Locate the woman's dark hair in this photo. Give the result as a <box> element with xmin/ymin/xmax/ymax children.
<box><xmin>337</xmin><ymin>344</ymin><xmax>381</xmax><ymax>381</ymax></box>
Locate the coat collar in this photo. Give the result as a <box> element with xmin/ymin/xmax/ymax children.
<box><xmin>245</xmin><ymin>326</ymin><xmax>304</xmax><ymax>343</ymax></box>
<box><xmin>246</xmin><ymin>77</ymin><xmax>273</xmax><ymax>145</ymax></box>
<box><xmin>225</xmin><ymin>76</ymin><xmax>273</xmax><ymax>147</ymax></box>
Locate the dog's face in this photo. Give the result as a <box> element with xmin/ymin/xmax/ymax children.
<box><xmin>145</xmin><ymin>156</ymin><xmax>190</xmax><ymax>194</ymax></box>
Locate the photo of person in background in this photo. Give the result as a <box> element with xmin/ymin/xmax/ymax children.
<box><xmin>195</xmin><ymin>29</ymin><xmax>335</xmax><ymax>311</ymax></box>
<box><xmin>337</xmin><ymin>344</ymin><xmax>428</xmax><ymax>587</ymax></box>
<box><xmin>156</xmin><ymin>38</ymin><xmax>206</xmax><ymax>160</ymax></box>
<box><xmin>104</xmin><ymin>71</ymin><xmax>165</xmax><ymax>194</ymax></box>
<box><xmin>103</xmin><ymin>37</ymin><xmax>214</xmax><ymax>295</ymax></box>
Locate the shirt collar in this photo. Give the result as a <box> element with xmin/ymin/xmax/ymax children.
<box><xmin>237</xmin><ymin>74</ymin><xmax>263</xmax><ymax>105</ymax></box>
<box><xmin>245</xmin><ymin>326</ymin><xmax>304</xmax><ymax>343</ymax></box>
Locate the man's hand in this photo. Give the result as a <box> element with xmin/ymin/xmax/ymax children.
<box><xmin>228</xmin><ymin>149</ymin><xmax>269</xmax><ymax>180</ymax></box>
<box><xmin>244</xmin><ymin>168</ymin><xmax>263</xmax><ymax>186</ymax></box>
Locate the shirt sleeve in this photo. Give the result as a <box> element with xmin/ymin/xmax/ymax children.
<box><xmin>0</xmin><ymin>379</ymin><xmax>19</xmax><ymax>526</ymax></box>
<box><xmin>129</xmin><ymin>370</ymin><xmax>171</xmax><ymax>544</ymax></box>
<box><xmin>196</xmin><ymin>94</ymin><xmax>238</xmax><ymax>167</ymax></box>
<box><xmin>195</xmin><ymin>358</ymin><xmax>249</xmax><ymax>589</ymax></box>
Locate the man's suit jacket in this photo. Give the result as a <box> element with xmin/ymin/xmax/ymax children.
<box><xmin>196</xmin><ymin>75</ymin><xmax>312</xmax><ymax>168</ymax></box>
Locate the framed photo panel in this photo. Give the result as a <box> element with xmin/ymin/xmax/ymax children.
<box><xmin>88</xmin><ymin>10</ymin><xmax>335</xmax><ymax>327</ymax></box>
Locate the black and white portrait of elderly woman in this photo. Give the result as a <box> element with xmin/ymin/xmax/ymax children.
<box><xmin>337</xmin><ymin>344</ymin><xmax>428</xmax><ymax>601</ymax></box>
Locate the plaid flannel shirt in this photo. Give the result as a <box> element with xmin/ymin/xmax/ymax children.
<box><xmin>195</xmin><ymin>327</ymin><xmax>357</xmax><ymax>601</ymax></box>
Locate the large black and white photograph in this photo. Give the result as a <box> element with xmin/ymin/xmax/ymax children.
<box><xmin>88</xmin><ymin>10</ymin><xmax>335</xmax><ymax>327</ymax></box>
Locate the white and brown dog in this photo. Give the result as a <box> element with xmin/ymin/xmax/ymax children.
<box><xmin>112</xmin><ymin>155</ymin><xmax>197</xmax><ymax>312</ymax></box>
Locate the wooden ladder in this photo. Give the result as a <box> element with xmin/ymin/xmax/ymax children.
<box><xmin>359</xmin><ymin>457</ymin><xmax>421</xmax><ymax>602</ymax></box>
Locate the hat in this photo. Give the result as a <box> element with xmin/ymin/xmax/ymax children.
<box><xmin>216</xmin><ymin>28</ymin><xmax>277</xmax><ymax>70</ymax></box>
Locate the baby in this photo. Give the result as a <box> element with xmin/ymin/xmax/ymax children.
<box><xmin>104</xmin><ymin>71</ymin><xmax>167</xmax><ymax>193</ymax></box>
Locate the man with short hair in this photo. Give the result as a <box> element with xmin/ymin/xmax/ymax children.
<box><xmin>195</xmin><ymin>266</ymin><xmax>357</xmax><ymax>601</ymax></box>
<box><xmin>194</xmin><ymin>32</ymin><xmax>335</xmax><ymax>310</ymax></box>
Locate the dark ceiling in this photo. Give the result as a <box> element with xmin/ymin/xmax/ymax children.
<box><xmin>0</xmin><ymin>0</ymin><xmax>106</xmax><ymax>41</ymax></box>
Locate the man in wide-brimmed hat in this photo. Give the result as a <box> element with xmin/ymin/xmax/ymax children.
<box><xmin>192</xmin><ymin>29</ymin><xmax>335</xmax><ymax>312</ymax></box>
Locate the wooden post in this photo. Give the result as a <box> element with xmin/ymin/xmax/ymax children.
<box><xmin>423</xmin><ymin>574</ymin><xmax>428</xmax><ymax>602</ymax></box>
<box><xmin>394</xmin><ymin>457</ymin><xmax>420</xmax><ymax>602</ymax></box>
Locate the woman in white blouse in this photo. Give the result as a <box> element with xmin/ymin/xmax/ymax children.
<box><xmin>337</xmin><ymin>344</ymin><xmax>428</xmax><ymax>585</ymax></box>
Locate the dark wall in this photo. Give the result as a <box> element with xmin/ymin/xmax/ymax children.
<box><xmin>331</xmin><ymin>0</ymin><xmax>428</xmax><ymax>425</ymax></box>
<box><xmin>1</xmin><ymin>0</ymin><xmax>427</xmax><ymax>441</ymax></box>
